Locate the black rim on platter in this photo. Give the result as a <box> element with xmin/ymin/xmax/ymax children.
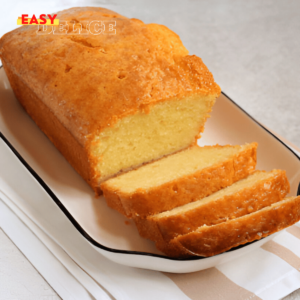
<box><xmin>0</xmin><ymin>65</ymin><xmax>300</xmax><ymax>261</ymax></box>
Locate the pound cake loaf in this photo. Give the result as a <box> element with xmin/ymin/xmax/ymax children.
<box><xmin>0</xmin><ymin>7</ymin><xmax>221</xmax><ymax>193</ymax></box>
<box><xmin>135</xmin><ymin>169</ymin><xmax>290</xmax><ymax>244</ymax></box>
<box><xmin>163</xmin><ymin>196</ymin><xmax>300</xmax><ymax>258</ymax></box>
<box><xmin>101</xmin><ymin>143</ymin><xmax>257</xmax><ymax>217</ymax></box>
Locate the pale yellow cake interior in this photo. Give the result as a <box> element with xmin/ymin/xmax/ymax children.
<box><xmin>195</xmin><ymin>196</ymin><xmax>295</xmax><ymax>232</ymax></box>
<box><xmin>91</xmin><ymin>94</ymin><xmax>218</xmax><ymax>183</ymax></box>
<box><xmin>102</xmin><ymin>141</ymin><xmax>255</xmax><ymax>193</ymax></box>
<box><xmin>154</xmin><ymin>170</ymin><xmax>278</xmax><ymax>219</ymax></box>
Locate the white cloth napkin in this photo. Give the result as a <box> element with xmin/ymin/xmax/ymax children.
<box><xmin>0</xmin><ymin>199</ymin><xmax>104</xmax><ymax>300</ymax></box>
<box><xmin>1</xmin><ymin>137</ymin><xmax>300</xmax><ymax>300</ymax></box>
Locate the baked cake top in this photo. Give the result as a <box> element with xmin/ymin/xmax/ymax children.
<box><xmin>0</xmin><ymin>7</ymin><xmax>220</xmax><ymax>143</ymax></box>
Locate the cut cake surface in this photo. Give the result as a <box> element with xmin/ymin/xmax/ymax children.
<box><xmin>165</xmin><ymin>196</ymin><xmax>300</xmax><ymax>258</ymax></box>
<box><xmin>135</xmin><ymin>169</ymin><xmax>290</xmax><ymax>246</ymax></box>
<box><xmin>102</xmin><ymin>143</ymin><xmax>257</xmax><ymax>217</ymax></box>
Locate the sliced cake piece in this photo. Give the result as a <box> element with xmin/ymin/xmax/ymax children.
<box><xmin>162</xmin><ymin>196</ymin><xmax>300</xmax><ymax>258</ymax></box>
<box><xmin>135</xmin><ymin>169</ymin><xmax>290</xmax><ymax>243</ymax></box>
<box><xmin>101</xmin><ymin>143</ymin><xmax>257</xmax><ymax>218</ymax></box>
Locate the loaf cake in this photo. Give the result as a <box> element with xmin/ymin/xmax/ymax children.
<box><xmin>102</xmin><ymin>143</ymin><xmax>257</xmax><ymax>217</ymax></box>
<box><xmin>135</xmin><ymin>169</ymin><xmax>290</xmax><ymax>244</ymax></box>
<box><xmin>162</xmin><ymin>196</ymin><xmax>300</xmax><ymax>258</ymax></box>
<box><xmin>0</xmin><ymin>7</ymin><xmax>221</xmax><ymax>193</ymax></box>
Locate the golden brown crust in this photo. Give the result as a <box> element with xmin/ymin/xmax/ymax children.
<box><xmin>166</xmin><ymin>196</ymin><xmax>300</xmax><ymax>258</ymax></box>
<box><xmin>0</xmin><ymin>7</ymin><xmax>220</xmax><ymax>144</ymax></box>
<box><xmin>139</xmin><ymin>169</ymin><xmax>290</xmax><ymax>243</ymax></box>
<box><xmin>0</xmin><ymin>7</ymin><xmax>220</xmax><ymax>191</ymax></box>
<box><xmin>104</xmin><ymin>143</ymin><xmax>257</xmax><ymax>218</ymax></box>
<box><xmin>2</xmin><ymin>60</ymin><xmax>93</xmax><ymax>186</ymax></box>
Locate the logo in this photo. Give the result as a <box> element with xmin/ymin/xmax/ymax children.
<box><xmin>17</xmin><ymin>14</ymin><xmax>116</xmax><ymax>35</ymax></box>
<box><xmin>17</xmin><ymin>14</ymin><xmax>59</xmax><ymax>26</ymax></box>
<box><xmin>37</xmin><ymin>20</ymin><xmax>116</xmax><ymax>35</ymax></box>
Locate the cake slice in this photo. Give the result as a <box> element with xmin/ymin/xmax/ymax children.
<box><xmin>135</xmin><ymin>169</ymin><xmax>289</xmax><ymax>243</ymax></box>
<box><xmin>0</xmin><ymin>7</ymin><xmax>221</xmax><ymax>194</ymax></box>
<box><xmin>101</xmin><ymin>143</ymin><xmax>257</xmax><ymax>217</ymax></box>
<box><xmin>163</xmin><ymin>196</ymin><xmax>300</xmax><ymax>258</ymax></box>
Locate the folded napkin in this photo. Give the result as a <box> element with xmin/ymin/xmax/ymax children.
<box><xmin>1</xmin><ymin>137</ymin><xmax>300</xmax><ymax>300</ymax></box>
<box><xmin>0</xmin><ymin>199</ymin><xmax>104</xmax><ymax>300</ymax></box>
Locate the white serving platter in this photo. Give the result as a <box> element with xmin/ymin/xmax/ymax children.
<box><xmin>0</xmin><ymin>65</ymin><xmax>299</xmax><ymax>273</ymax></box>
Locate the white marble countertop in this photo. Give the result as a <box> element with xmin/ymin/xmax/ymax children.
<box><xmin>0</xmin><ymin>0</ymin><xmax>299</xmax><ymax>299</ymax></box>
